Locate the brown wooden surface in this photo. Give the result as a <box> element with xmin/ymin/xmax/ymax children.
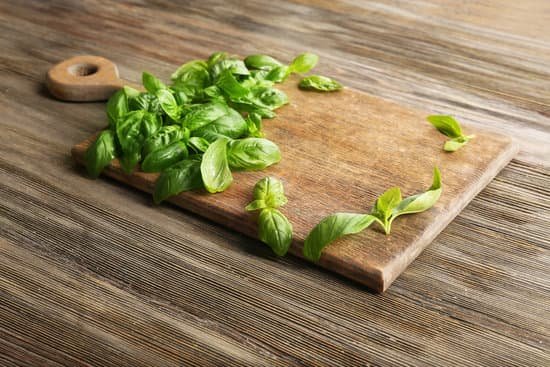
<box><xmin>72</xmin><ymin>79</ymin><xmax>517</xmax><ymax>292</ymax></box>
<box><xmin>1</xmin><ymin>0</ymin><xmax>549</xmax><ymax>366</ymax></box>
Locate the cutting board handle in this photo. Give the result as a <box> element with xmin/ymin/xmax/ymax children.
<box><xmin>46</xmin><ymin>55</ymin><xmax>138</xmax><ymax>102</ymax></box>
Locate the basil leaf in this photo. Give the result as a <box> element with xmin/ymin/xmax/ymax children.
<box><xmin>171</xmin><ymin>60</ymin><xmax>211</xmax><ymax>100</ymax></box>
<box><xmin>142</xmin><ymin>125</ymin><xmax>189</xmax><ymax>157</ymax></box>
<box><xmin>200</xmin><ymin>137</ymin><xmax>233</xmax><ymax>193</ymax></box>
<box><xmin>215</xmin><ymin>69</ymin><xmax>249</xmax><ymax>99</ymax></box>
<box><xmin>181</xmin><ymin>101</ymin><xmax>230</xmax><ymax>131</ymax></box>
<box><xmin>444</xmin><ymin>136</ymin><xmax>473</xmax><ymax>152</ymax></box>
<box><xmin>192</xmin><ymin>108</ymin><xmax>247</xmax><ymax>142</ymax></box>
<box><xmin>391</xmin><ymin>166</ymin><xmax>442</xmax><ymax>219</ymax></box>
<box><xmin>142</xmin><ymin>71</ymin><xmax>167</xmax><ymax>94</ymax></box>
<box><xmin>289</xmin><ymin>53</ymin><xmax>318</xmax><ymax>73</ymax></box>
<box><xmin>427</xmin><ymin>115</ymin><xmax>463</xmax><ymax>138</ymax></box>
<box><xmin>155</xmin><ymin>89</ymin><xmax>180</xmax><ymax>121</ymax></box>
<box><xmin>106</xmin><ymin>89</ymin><xmax>129</xmax><ymax>128</ymax></box>
<box><xmin>128</xmin><ymin>93</ymin><xmax>161</xmax><ymax>114</ymax></box>
<box><xmin>141</xmin><ymin>141</ymin><xmax>188</xmax><ymax>173</ymax></box>
<box><xmin>299</xmin><ymin>75</ymin><xmax>342</xmax><ymax>91</ymax></box>
<box><xmin>265</xmin><ymin>65</ymin><xmax>290</xmax><ymax>83</ymax></box>
<box><xmin>153</xmin><ymin>158</ymin><xmax>203</xmax><ymax>204</ymax></box>
<box><xmin>373</xmin><ymin>187</ymin><xmax>402</xmax><ymax>222</ymax></box>
<box><xmin>303</xmin><ymin>213</ymin><xmax>376</xmax><ymax>262</ymax></box>
<box><xmin>257</xmin><ymin>88</ymin><xmax>288</xmax><ymax>109</ymax></box>
<box><xmin>244</xmin><ymin>113</ymin><xmax>263</xmax><ymax>137</ymax></box>
<box><xmin>188</xmin><ymin>136</ymin><xmax>210</xmax><ymax>153</ymax></box>
<box><xmin>85</xmin><ymin>130</ymin><xmax>116</xmax><ymax>178</ymax></box>
<box><xmin>207</xmin><ymin>52</ymin><xmax>228</xmax><ymax>69</ymax></box>
<box><xmin>211</xmin><ymin>59</ymin><xmax>250</xmax><ymax>80</ymax></box>
<box><xmin>119</xmin><ymin>149</ymin><xmax>141</xmax><ymax>174</ymax></box>
<box><xmin>258</xmin><ymin>208</ymin><xmax>293</xmax><ymax>256</ymax></box>
<box><xmin>246</xmin><ymin>176</ymin><xmax>287</xmax><ymax>211</ymax></box>
<box><xmin>244</xmin><ymin>54</ymin><xmax>282</xmax><ymax>71</ymax></box>
<box><xmin>227</xmin><ymin>138</ymin><xmax>281</xmax><ymax>170</ymax></box>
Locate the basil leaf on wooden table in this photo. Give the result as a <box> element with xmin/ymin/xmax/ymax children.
<box><xmin>303</xmin><ymin>213</ymin><xmax>376</xmax><ymax>262</ymax></box>
<box><xmin>153</xmin><ymin>158</ymin><xmax>203</xmax><ymax>204</ymax></box>
<box><xmin>182</xmin><ymin>101</ymin><xmax>230</xmax><ymax>131</ymax></box>
<box><xmin>299</xmin><ymin>75</ymin><xmax>342</xmax><ymax>91</ymax></box>
<box><xmin>142</xmin><ymin>125</ymin><xmax>189</xmax><ymax>157</ymax></box>
<box><xmin>289</xmin><ymin>52</ymin><xmax>318</xmax><ymax>73</ymax></box>
<box><xmin>245</xmin><ymin>176</ymin><xmax>288</xmax><ymax>211</ymax></box>
<box><xmin>227</xmin><ymin>138</ymin><xmax>281</xmax><ymax>170</ymax></box>
<box><xmin>258</xmin><ymin>208</ymin><xmax>293</xmax><ymax>256</ymax></box>
<box><xmin>192</xmin><ymin>107</ymin><xmax>247</xmax><ymax>142</ymax></box>
<box><xmin>141</xmin><ymin>141</ymin><xmax>188</xmax><ymax>173</ymax></box>
<box><xmin>85</xmin><ymin>130</ymin><xmax>116</xmax><ymax>178</ymax></box>
<box><xmin>188</xmin><ymin>136</ymin><xmax>210</xmax><ymax>153</ymax></box>
<box><xmin>427</xmin><ymin>115</ymin><xmax>475</xmax><ymax>152</ymax></box>
<box><xmin>200</xmin><ymin>137</ymin><xmax>233</xmax><ymax>193</ymax></box>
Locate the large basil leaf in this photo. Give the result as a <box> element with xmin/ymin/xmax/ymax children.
<box><xmin>171</xmin><ymin>60</ymin><xmax>211</xmax><ymax>99</ymax></box>
<box><xmin>85</xmin><ymin>130</ymin><xmax>116</xmax><ymax>178</ymax></box>
<box><xmin>106</xmin><ymin>88</ymin><xmax>137</xmax><ymax>128</ymax></box>
<box><xmin>210</xmin><ymin>59</ymin><xmax>250</xmax><ymax>80</ymax></box>
<box><xmin>303</xmin><ymin>213</ymin><xmax>376</xmax><ymax>262</ymax></box>
<box><xmin>258</xmin><ymin>208</ymin><xmax>293</xmax><ymax>256</ymax></box>
<box><xmin>142</xmin><ymin>125</ymin><xmax>189</xmax><ymax>157</ymax></box>
<box><xmin>245</xmin><ymin>176</ymin><xmax>287</xmax><ymax>211</ymax></box>
<box><xmin>200</xmin><ymin>137</ymin><xmax>233</xmax><ymax>193</ymax></box>
<box><xmin>142</xmin><ymin>71</ymin><xmax>167</xmax><ymax>94</ymax></box>
<box><xmin>216</xmin><ymin>69</ymin><xmax>249</xmax><ymax>99</ymax></box>
<box><xmin>141</xmin><ymin>141</ymin><xmax>188</xmax><ymax>173</ymax></box>
<box><xmin>227</xmin><ymin>138</ymin><xmax>281</xmax><ymax>170</ymax></box>
<box><xmin>299</xmin><ymin>75</ymin><xmax>342</xmax><ymax>91</ymax></box>
<box><xmin>289</xmin><ymin>53</ymin><xmax>318</xmax><ymax>73</ymax></box>
<box><xmin>155</xmin><ymin>88</ymin><xmax>180</xmax><ymax>121</ymax></box>
<box><xmin>244</xmin><ymin>54</ymin><xmax>282</xmax><ymax>71</ymax></box>
<box><xmin>181</xmin><ymin>101</ymin><xmax>230</xmax><ymax>131</ymax></box>
<box><xmin>128</xmin><ymin>92</ymin><xmax>161</xmax><ymax>114</ymax></box>
<box><xmin>187</xmin><ymin>136</ymin><xmax>210</xmax><ymax>154</ymax></box>
<box><xmin>192</xmin><ymin>108</ymin><xmax>247</xmax><ymax>142</ymax></box>
<box><xmin>153</xmin><ymin>158</ymin><xmax>203</xmax><ymax>204</ymax></box>
<box><xmin>265</xmin><ymin>65</ymin><xmax>290</xmax><ymax>83</ymax></box>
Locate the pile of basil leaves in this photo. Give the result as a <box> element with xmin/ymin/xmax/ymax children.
<box><xmin>85</xmin><ymin>52</ymin><xmax>319</xmax><ymax>203</ymax></box>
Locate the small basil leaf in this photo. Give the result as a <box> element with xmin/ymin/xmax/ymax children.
<box><xmin>244</xmin><ymin>113</ymin><xmax>263</xmax><ymax>137</ymax></box>
<box><xmin>181</xmin><ymin>101</ymin><xmax>230</xmax><ymax>131</ymax></box>
<box><xmin>153</xmin><ymin>158</ymin><xmax>203</xmax><ymax>204</ymax></box>
<box><xmin>244</xmin><ymin>54</ymin><xmax>282</xmax><ymax>71</ymax></box>
<box><xmin>215</xmin><ymin>69</ymin><xmax>250</xmax><ymax>99</ymax></box>
<box><xmin>303</xmin><ymin>213</ymin><xmax>376</xmax><ymax>262</ymax></box>
<box><xmin>200</xmin><ymin>137</ymin><xmax>233</xmax><ymax>193</ymax></box>
<box><xmin>258</xmin><ymin>208</ymin><xmax>293</xmax><ymax>256</ymax></box>
<box><xmin>142</xmin><ymin>71</ymin><xmax>167</xmax><ymax>94</ymax></box>
<box><xmin>106</xmin><ymin>89</ymin><xmax>128</xmax><ymax>128</ymax></box>
<box><xmin>188</xmin><ymin>136</ymin><xmax>210</xmax><ymax>153</ymax></box>
<box><xmin>227</xmin><ymin>138</ymin><xmax>281</xmax><ymax>170</ymax></box>
<box><xmin>299</xmin><ymin>75</ymin><xmax>342</xmax><ymax>91</ymax></box>
<box><xmin>141</xmin><ymin>141</ymin><xmax>188</xmax><ymax>173</ymax></box>
<box><xmin>373</xmin><ymin>187</ymin><xmax>402</xmax><ymax>222</ymax></box>
<box><xmin>207</xmin><ymin>52</ymin><xmax>228</xmax><ymax>69</ymax></box>
<box><xmin>85</xmin><ymin>130</ymin><xmax>116</xmax><ymax>178</ymax></box>
<box><xmin>142</xmin><ymin>125</ymin><xmax>189</xmax><ymax>157</ymax></box>
<box><xmin>155</xmin><ymin>89</ymin><xmax>180</xmax><ymax>121</ymax></box>
<box><xmin>250</xmin><ymin>176</ymin><xmax>287</xmax><ymax>209</ymax></box>
<box><xmin>444</xmin><ymin>136</ymin><xmax>473</xmax><ymax>152</ymax></box>
<box><xmin>390</xmin><ymin>166</ymin><xmax>442</xmax><ymax>221</ymax></box>
<box><xmin>257</xmin><ymin>88</ymin><xmax>288</xmax><ymax>109</ymax></box>
<box><xmin>245</xmin><ymin>199</ymin><xmax>268</xmax><ymax>211</ymax></box>
<box><xmin>192</xmin><ymin>108</ymin><xmax>247</xmax><ymax>142</ymax></box>
<box><xmin>427</xmin><ymin>115</ymin><xmax>463</xmax><ymax>139</ymax></box>
<box><xmin>289</xmin><ymin>53</ymin><xmax>318</xmax><ymax>73</ymax></box>
<box><xmin>264</xmin><ymin>65</ymin><xmax>290</xmax><ymax>83</ymax></box>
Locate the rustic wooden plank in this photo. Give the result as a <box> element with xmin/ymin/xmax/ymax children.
<box><xmin>70</xmin><ymin>78</ymin><xmax>518</xmax><ymax>292</ymax></box>
<box><xmin>0</xmin><ymin>0</ymin><xmax>549</xmax><ymax>365</ymax></box>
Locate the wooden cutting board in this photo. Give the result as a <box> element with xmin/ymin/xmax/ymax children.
<box><xmin>69</xmin><ymin>62</ymin><xmax>517</xmax><ymax>292</ymax></box>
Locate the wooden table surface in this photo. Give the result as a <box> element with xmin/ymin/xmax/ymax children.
<box><xmin>1</xmin><ymin>1</ymin><xmax>548</xmax><ymax>366</ymax></box>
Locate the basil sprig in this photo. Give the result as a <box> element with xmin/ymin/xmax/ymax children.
<box><xmin>303</xmin><ymin>167</ymin><xmax>442</xmax><ymax>262</ymax></box>
<box><xmin>427</xmin><ymin>115</ymin><xmax>475</xmax><ymax>152</ymax></box>
<box><xmin>246</xmin><ymin>177</ymin><xmax>293</xmax><ymax>256</ymax></box>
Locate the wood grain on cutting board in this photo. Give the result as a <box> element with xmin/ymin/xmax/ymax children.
<box><xmin>72</xmin><ymin>77</ymin><xmax>518</xmax><ymax>292</ymax></box>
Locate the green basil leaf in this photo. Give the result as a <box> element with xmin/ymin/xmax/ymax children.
<box><xmin>200</xmin><ymin>137</ymin><xmax>233</xmax><ymax>193</ymax></box>
<box><xmin>427</xmin><ymin>115</ymin><xmax>463</xmax><ymax>139</ymax></box>
<box><xmin>192</xmin><ymin>107</ymin><xmax>247</xmax><ymax>142</ymax></box>
<box><xmin>373</xmin><ymin>187</ymin><xmax>402</xmax><ymax>222</ymax></box>
<box><xmin>188</xmin><ymin>136</ymin><xmax>210</xmax><ymax>153</ymax></box>
<box><xmin>142</xmin><ymin>125</ymin><xmax>189</xmax><ymax>157</ymax></box>
<box><xmin>289</xmin><ymin>53</ymin><xmax>318</xmax><ymax>73</ymax></box>
<box><xmin>119</xmin><ymin>149</ymin><xmax>141</xmax><ymax>174</ymax></box>
<box><xmin>85</xmin><ymin>130</ymin><xmax>116</xmax><ymax>178</ymax></box>
<box><xmin>211</xmin><ymin>59</ymin><xmax>250</xmax><ymax>80</ymax></box>
<box><xmin>303</xmin><ymin>213</ymin><xmax>376</xmax><ymax>262</ymax></box>
<box><xmin>215</xmin><ymin>69</ymin><xmax>250</xmax><ymax>99</ymax></box>
<box><xmin>244</xmin><ymin>113</ymin><xmax>263</xmax><ymax>137</ymax></box>
<box><xmin>391</xmin><ymin>166</ymin><xmax>442</xmax><ymax>220</ymax></box>
<box><xmin>128</xmin><ymin>93</ymin><xmax>161</xmax><ymax>114</ymax></box>
<box><xmin>227</xmin><ymin>138</ymin><xmax>281</xmax><ymax>170</ymax></box>
<box><xmin>181</xmin><ymin>101</ymin><xmax>230</xmax><ymax>131</ymax></box>
<box><xmin>258</xmin><ymin>208</ymin><xmax>293</xmax><ymax>256</ymax></box>
<box><xmin>142</xmin><ymin>71</ymin><xmax>167</xmax><ymax>94</ymax></box>
<box><xmin>244</xmin><ymin>54</ymin><xmax>282</xmax><ymax>71</ymax></box>
<box><xmin>154</xmin><ymin>89</ymin><xmax>180</xmax><ymax>121</ymax></box>
<box><xmin>171</xmin><ymin>60</ymin><xmax>212</xmax><ymax>100</ymax></box>
<box><xmin>246</xmin><ymin>176</ymin><xmax>287</xmax><ymax>210</ymax></box>
<box><xmin>106</xmin><ymin>89</ymin><xmax>128</xmax><ymax>128</ymax></box>
<box><xmin>141</xmin><ymin>141</ymin><xmax>188</xmax><ymax>173</ymax></box>
<box><xmin>299</xmin><ymin>75</ymin><xmax>342</xmax><ymax>91</ymax></box>
<box><xmin>257</xmin><ymin>88</ymin><xmax>288</xmax><ymax>109</ymax></box>
<box><xmin>444</xmin><ymin>136</ymin><xmax>473</xmax><ymax>152</ymax></box>
<box><xmin>264</xmin><ymin>65</ymin><xmax>290</xmax><ymax>83</ymax></box>
<box><xmin>207</xmin><ymin>52</ymin><xmax>228</xmax><ymax>69</ymax></box>
<box><xmin>153</xmin><ymin>158</ymin><xmax>203</xmax><ymax>204</ymax></box>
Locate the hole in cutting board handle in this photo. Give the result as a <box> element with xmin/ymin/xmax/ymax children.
<box><xmin>68</xmin><ymin>63</ymin><xmax>99</xmax><ymax>77</ymax></box>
